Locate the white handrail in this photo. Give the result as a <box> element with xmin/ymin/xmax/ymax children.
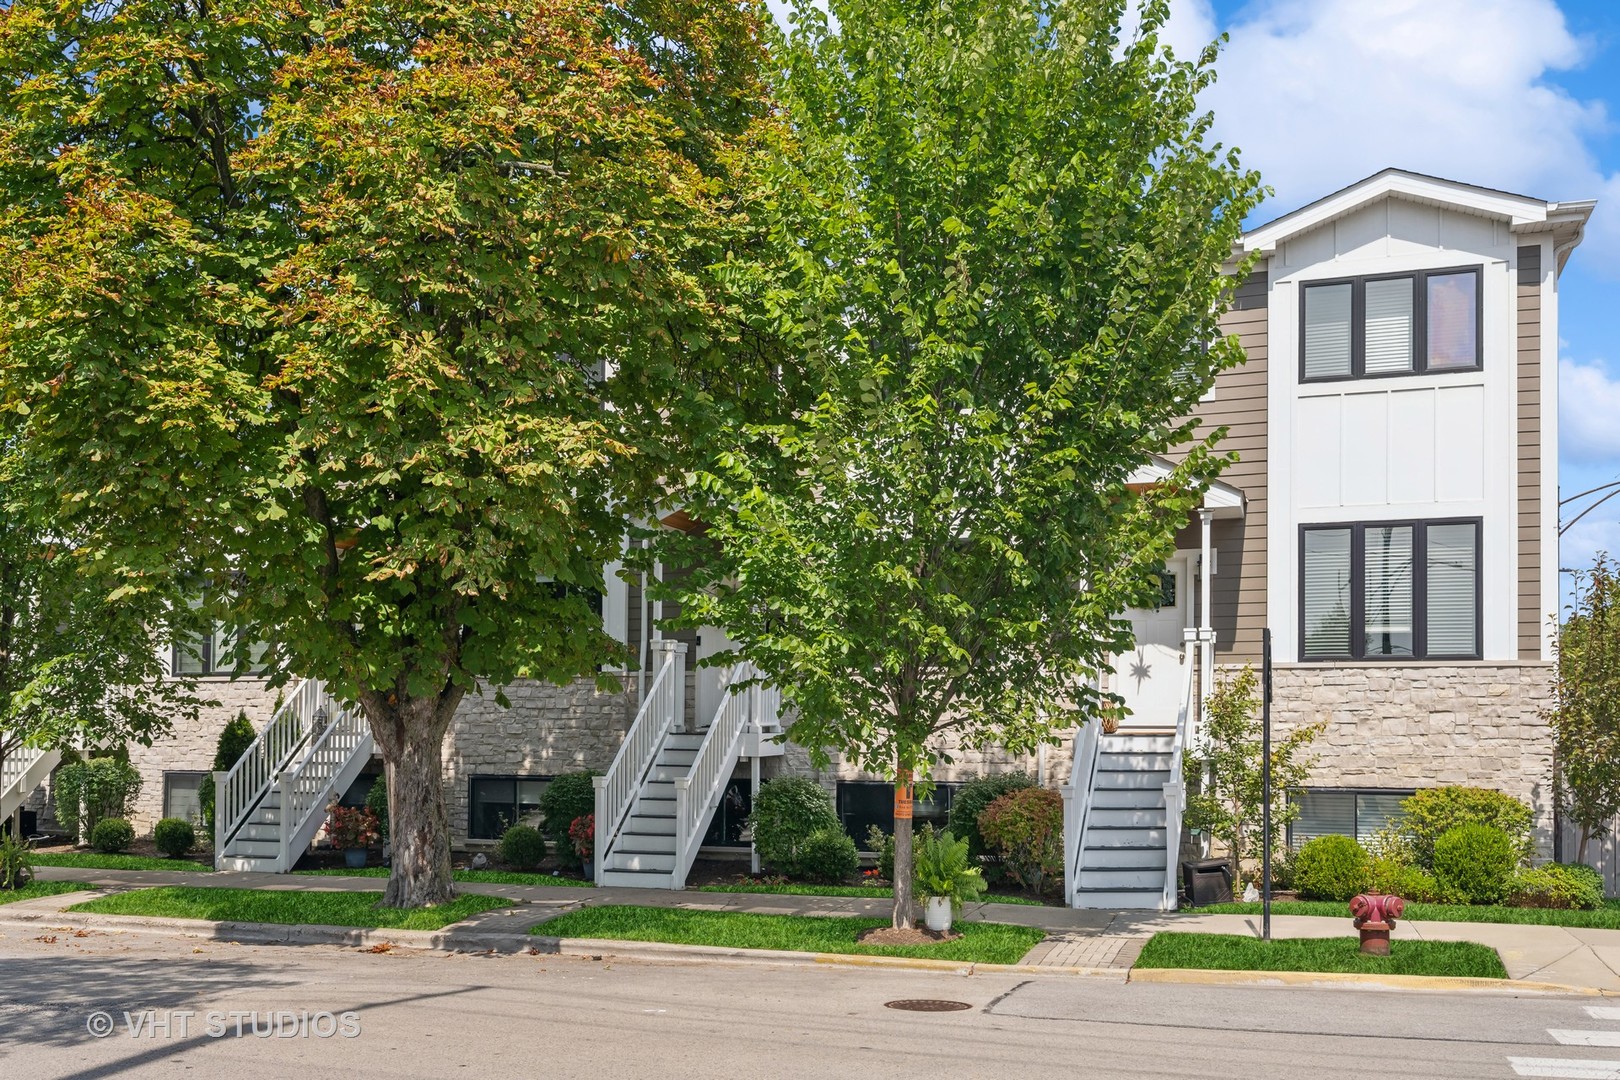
<box><xmin>1065</xmin><ymin>718</ymin><xmax>1103</xmax><ymax>907</ymax></box>
<box><xmin>279</xmin><ymin>703</ymin><xmax>371</xmax><ymax>870</ymax></box>
<box><xmin>1</xmin><ymin>744</ymin><xmax>50</xmax><ymax>796</ymax></box>
<box><xmin>672</xmin><ymin>661</ymin><xmax>765</xmax><ymax>888</ymax></box>
<box><xmin>1161</xmin><ymin>641</ymin><xmax>1199</xmax><ymax>910</ymax></box>
<box><xmin>217</xmin><ymin>679</ymin><xmax>329</xmax><ymax>851</ymax></box>
<box><xmin>594</xmin><ymin>641</ymin><xmax>685</xmax><ymax>880</ymax></box>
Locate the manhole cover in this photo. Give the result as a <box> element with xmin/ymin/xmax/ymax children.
<box><xmin>884</xmin><ymin>999</ymin><xmax>973</xmax><ymax>1013</ymax></box>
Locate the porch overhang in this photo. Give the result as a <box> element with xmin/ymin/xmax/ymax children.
<box><xmin>1126</xmin><ymin>457</ymin><xmax>1245</xmax><ymax>520</ymax></box>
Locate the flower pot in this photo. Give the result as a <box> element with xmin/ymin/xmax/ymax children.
<box><xmin>581</xmin><ymin>861</ymin><xmax>595</xmax><ymax>883</ymax></box>
<box><xmin>924</xmin><ymin>896</ymin><xmax>953</xmax><ymax>933</ymax></box>
<box><xmin>343</xmin><ymin>848</ymin><xmax>367</xmax><ymax>869</ymax></box>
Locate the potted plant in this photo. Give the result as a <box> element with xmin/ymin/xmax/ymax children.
<box><xmin>569</xmin><ymin>813</ymin><xmax>596</xmax><ymax>882</ymax></box>
<box><xmin>913</xmin><ymin>827</ymin><xmax>986</xmax><ymax>933</ymax></box>
<box><xmin>325</xmin><ymin>803</ymin><xmax>380</xmax><ymax>868</ymax></box>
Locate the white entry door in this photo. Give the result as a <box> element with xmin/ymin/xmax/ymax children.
<box><xmin>694</xmin><ymin>625</ymin><xmax>740</xmax><ymax>728</ymax></box>
<box><xmin>1110</xmin><ymin>555</ymin><xmax>1192</xmax><ymax>730</ymax></box>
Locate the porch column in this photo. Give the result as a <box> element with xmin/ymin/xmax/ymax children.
<box><xmin>1198</xmin><ymin>508</ymin><xmax>1215</xmax><ymax>737</ymax></box>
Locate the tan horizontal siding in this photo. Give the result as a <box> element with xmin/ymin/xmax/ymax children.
<box><xmin>1517</xmin><ymin>244</ymin><xmax>1543</xmax><ymax>659</ymax></box>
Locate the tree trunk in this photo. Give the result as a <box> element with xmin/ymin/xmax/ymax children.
<box><xmin>1578</xmin><ymin>825</ymin><xmax>1591</xmax><ymax>866</ymax></box>
<box><xmin>891</xmin><ymin>768</ymin><xmax>915</xmax><ymax>930</ymax></box>
<box><xmin>363</xmin><ymin>691</ymin><xmax>459</xmax><ymax>909</ymax></box>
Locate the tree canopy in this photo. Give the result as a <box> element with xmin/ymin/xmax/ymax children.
<box><xmin>1550</xmin><ymin>556</ymin><xmax>1620</xmax><ymax>862</ymax></box>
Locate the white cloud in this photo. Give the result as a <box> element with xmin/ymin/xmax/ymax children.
<box><xmin>1561</xmin><ymin>357</ymin><xmax>1620</xmax><ymax>464</ymax></box>
<box><xmin>1194</xmin><ymin>0</ymin><xmax>1620</xmax><ymax>273</ymax></box>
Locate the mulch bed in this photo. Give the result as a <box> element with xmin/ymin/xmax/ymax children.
<box><xmin>857</xmin><ymin>925</ymin><xmax>962</xmax><ymax>946</ymax></box>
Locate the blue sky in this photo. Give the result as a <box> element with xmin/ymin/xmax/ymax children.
<box><xmin>768</xmin><ymin>0</ymin><xmax>1620</xmax><ymax>604</ymax></box>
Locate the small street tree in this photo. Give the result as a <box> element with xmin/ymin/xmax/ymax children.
<box><xmin>659</xmin><ymin>0</ymin><xmax>1262</xmax><ymax>927</ymax></box>
<box><xmin>1182</xmin><ymin>666</ymin><xmax>1321</xmax><ymax>890</ymax></box>
<box><xmin>0</xmin><ymin>0</ymin><xmax>775</xmax><ymax>905</ymax></box>
<box><xmin>1549</xmin><ymin>555</ymin><xmax>1620</xmax><ymax>863</ymax></box>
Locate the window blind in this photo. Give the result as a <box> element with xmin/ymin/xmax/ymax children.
<box><xmin>1363</xmin><ymin>277</ymin><xmax>1414</xmax><ymax>373</ymax></box>
<box><xmin>1304</xmin><ymin>283</ymin><xmax>1353</xmax><ymax>378</ymax></box>
<box><xmin>1303</xmin><ymin>529</ymin><xmax>1353</xmax><ymax>656</ymax></box>
<box><xmin>1363</xmin><ymin>526</ymin><xmax>1414</xmax><ymax>657</ymax></box>
<box><xmin>1290</xmin><ymin>791</ymin><xmax>1356</xmax><ymax>848</ymax></box>
<box><xmin>1426</xmin><ymin>522</ymin><xmax>1478</xmax><ymax>655</ymax></box>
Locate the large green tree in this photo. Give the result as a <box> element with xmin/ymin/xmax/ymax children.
<box><xmin>658</xmin><ymin>0</ymin><xmax>1262</xmax><ymax>926</ymax></box>
<box><xmin>1550</xmin><ymin>556</ymin><xmax>1620</xmax><ymax>863</ymax></box>
<box><xmin>0</xmin><ymin>0</ymin><xmax>776</xmax><ymax>905</ymax></box>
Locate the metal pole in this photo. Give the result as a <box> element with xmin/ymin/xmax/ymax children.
<box><xmin>1262</xmin><ymin>627</ymin><xmax>1273</xmax><ymax>942</ymax></box>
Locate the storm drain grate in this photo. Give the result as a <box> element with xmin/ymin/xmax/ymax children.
<box><xmin>883</xmin><ymin>999</ymin><xmax>973</xmax><ymax>1013</ymax></box>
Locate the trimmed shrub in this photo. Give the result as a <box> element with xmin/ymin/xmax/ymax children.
<box><xmin>749</xmin><ymin>778</ymin><xmax>842</xmax><ymax>880</ymax></box>
<box><xmin>540</xmin><ymin>771</ymin><xmax>600</xmax><ymax>865</ymax></box>
<box><xmin>1270</xmin><ymin>845</ymin><xmax>1299</xmax><ymax>891</ymax></box>
<box><xmin>0</xmin><ymin>834</ymin><xmax>32</xmax><ymax>889</ymax></box>
<box><xmin>1505</xmin><ymin>863</ymin><xmax>1605</xmax><ymax>911</ymax></box>
<box><xmin>199</xmin><ymin>711</ymin><xmax>257</xmax><ymax>833</ymax></box>
<box><xmin>54</xmin><ymin>756</ymin><xmax>142</xmax><ymax>842</ymax></box>
<box><xmin>89</xmin><ymin>817</ymin><xmax>135</xmax><ymax>854</ymax></box>
<box><xmin>865</xmin><ymin>825</ymin><xmax>896</xmax><ymax>881</ymax></box>
<box><xmin>978</xmin><ymin>787</ymin><xmax>1064</xmax><ymax>894</ymax></box>
<box><xmin>153</xmin><ymin>818</ymin><xmax>197</xmax><ymax>859</ymax></box>
<box><xmin>498</xmin><ymin>825</ymin><xmax>547</xmax><ymax>870</ymax></box>
<box><xmin>1400</xmin><ymin>787</ymin><xmax>1533</xmax><ymax>870</ymax></box>
<box><xmin>1433</xmin><ymin>823</ymin><xmax>1518</xmax><ymax>904</ymax></box>
<box><xmin>946</xmin><ymin>773</ymin><xmax>1037</xmax><ymax>861</ymax></box>
<box><xmin>1369</xmin><ymin>855</ymin><xmax>1442</xmax><ymax>903</ymax></box>
<box><xmin>1293</xmin><ymin>835</ymin><xmax>1371</xmax><ymax>901</ymax></box>
<box><xmin>797</xmin><ymin>827</ymin><xmax>860</xmax><ymax>884</ymax></box>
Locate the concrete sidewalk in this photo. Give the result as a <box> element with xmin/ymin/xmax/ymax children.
<box><xmin>23</xmin><ymin>864</ymin><xmax>1620</xmax><ymax>990</ymax></box>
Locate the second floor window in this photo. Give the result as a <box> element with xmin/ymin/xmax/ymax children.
<box><xmin>173</xmin><ymin>603</ymin><xmax>270</xmax><ymax>677</ymax></box>
<box><xmin>1301</xmin><ymin>519</ymin><xmax>1481</xmax><ymax>661</ymax></box>
<box><xmin>1302</xmin><ymin>266</ymin><xmax>1482</xmax><ymax>381</ymax></box>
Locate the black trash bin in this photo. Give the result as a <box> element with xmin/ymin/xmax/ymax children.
<box><xmin>1182</xmin><ymin>857</ymin><xmax>1234</xmax><ymax>907</ymax></box>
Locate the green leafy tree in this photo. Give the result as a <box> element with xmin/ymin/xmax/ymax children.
<box><xmin>1550</xmin><ymin>556</ymin><xmax>1620</xmax><ymax>863</ymax></box>
<box><xmin>198</xmin><ymin>711</ymin><xmax>258</xmax><ymax>833</ymax></box>
<box><xmin>658</xmin><ymin>0</ymin><xmax>1262</xmax><ymax>927</ymax></box>
<box><xmin>1183</xmin><ymin>666</ymin><xmax>1321</xmax><ymax>889</ymax></box>
<box><xmin>0</xmin><ymin>0</ymin><xmax>775</xmax><ymax>906</ymax></box>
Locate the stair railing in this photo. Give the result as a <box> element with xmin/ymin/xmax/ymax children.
<box><xmin>216</xmin><ymin>679</ymin><xmax>329</xmax><ymax>857</ymax></box>
<box><xmin>1</xmin><ymin>743</ymin><xmax>56</xmax><ymax>821</ymax></box>
<box><xmin>1063</xmin><ymin>716</ymin><xmax>1103</xmax><ymax>908</ymax></box>
<box><xmin>279</xmin><ymin>702</ymin><xmax>373</xmax><ymax>872</ymax></box>
<box><xmin>1161</xmin><ymin>637</ymin><xmax>1199</xmax><ymax>911</ymax></box>
<box><xmin>672</xmin><ymin>660</ymin><xmax>764</xmax><ymax>889</ymax></box>
<box><xmin>594</xmin><ymin>639</ymin><xmax>686</xmax><ymax>882</ymax></box>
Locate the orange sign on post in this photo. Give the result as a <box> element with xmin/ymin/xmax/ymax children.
<box><xmin>893</xmin><ymin>771</ymin><xmax>914</xmax><ymax>821</ymax></box>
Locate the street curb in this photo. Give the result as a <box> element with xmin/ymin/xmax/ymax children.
<box><xmin>1127</xmin><ymin>966</ymin><xmax>1600</xmax><ymax>996</ymax></box>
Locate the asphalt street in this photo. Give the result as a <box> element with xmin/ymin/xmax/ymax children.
<box><xmin>0</xmin><ymin>928</ymin><xmax>1615</xmax><ymax>1079</ymax></box>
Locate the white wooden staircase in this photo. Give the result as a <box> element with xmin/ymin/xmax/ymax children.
<box><xmin>1</xmin><ymin>744</ymin><xmax>62</xmax><ymax>828</ymax></box>
<box><xmin>594</xmin><ymin>640</ymin><xmax>782</xmax><ymax>889</ymax></box>
<box><xmin>214</xmin><ymin>680</ymin><xmax>373</xmax><ymax>872</ymax></box>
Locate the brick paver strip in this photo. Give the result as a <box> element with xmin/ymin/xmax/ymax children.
<box><xmin>1020</xmin><ymin>933</ymin><xmax>1148</xmax><ymax>969</ymax></box>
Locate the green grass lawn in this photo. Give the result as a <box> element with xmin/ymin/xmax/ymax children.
<box><xmin>530</xmin><ymin>904</ymin><xmax>1046</xmax><ymax>964</ymax></box>
<box><xmin>692</xmin><ymin>881</ymin><xmax>1045</xmax><ymax>906</ymax></box>
<box><xmin>0</xmin><ymin>881</ymin><xmax>94</xmax><ymax>905</ymax></box>
<box><xmin>1136</xmin><ymin>932</ymin><xmax>1507</xmax><ymax>979</ymax></box>
<box><xmin>1188</xmin><ymin>899</ymin><xmax>1620</xmax><ymax>930</ymax></box>
<box><xmin>295</xmin><ymin>867</ymin><xmax>595</xmax><ymax>888</ymax></box>
<box><xmin>68</xmin><ymin>886</ymin><xmax>515</xmax><ymax>931</ymax></box>
<box><xmin>32</xmin><ymin>852</ymin><xmax>216</xmax><ymax>872</ymax></box>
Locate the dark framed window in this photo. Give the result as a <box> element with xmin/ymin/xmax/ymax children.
<box><xmin>1288</xmin><ymin>788</ymin><xmax>1413</xmax><ymax>849</ymax></box>
<box><xmin>1301</xmin><ymin>266</ymin><xmax>1482</xmax><ymax>382</ymax></box>
<box><xmin>468</xmin><ymin>775</ymin><xmax>549</xmax><ymax>840</ymax></box>
<box><xmin>1300</xmin><ymin>519</ymin><xmax>1481</xmax><ymax>661</ymax></box>
<box><xmin>837</xmin><ymin>781</ymin><xmax>960</xmax><ymax>846</ymax></box>
<box><xmin>172</xmin><ymin>592</ymin><xmax>271</xmax><ymax>677</ymax></box>
<box><xmin>163</xmin><ymin>771</ymin><xmax>208</xmax><ymax>825</ymax></box>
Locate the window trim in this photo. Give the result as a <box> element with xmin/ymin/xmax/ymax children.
<box><xmin>1287</xmin><ymin>787</ymin><xmax>1416</xmax><ymax>849</ymax></box>
<box><xmin>466</xmin><ymin>774</ymin><xmax>553</xmax><ymax>841</ymax></box>
<box><xmin>1298</xmin><ymin>518</ymin><xmax>1482</xmax><ymax>662</ymax></box>
<box><xmin>1299</xmin><ymin>265</ymin><xmax>1484</xmax><ymax>383</ymax></box>
<box><xmin>162</xmin><ymin>770</ymin><xmax>209</xmax><ymax>824</ymax></box>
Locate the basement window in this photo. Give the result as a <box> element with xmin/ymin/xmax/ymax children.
<box><xmin>1287</xmin><ymin>789</ymin><xmax>1412</xmax><ymax>849</ymax></box>
<box><xmin>468</xmin><ymin>776</ymin><xmax>549</xmax><ymax>841</ymax></box>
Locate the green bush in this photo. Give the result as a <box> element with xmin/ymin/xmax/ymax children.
<box><xmin>199</xmin><ymin>711</ymin><xmax>258</xmax><ymax>833</ymax></box>
<box><xmin>977</xmin><ymin>787</ymin><xmax>1064</xmax><ymax>894</ymax></box>
<box><xmin>498</xmin><ymin>825</ymin><xmax>547</xmax><ymax>870</ymax></box>
<box><xmin>1368</xmin><ymin>855</ymin><xmax>1442</xmax><ymax>902</ymax></box>
<box><xmin>1505</xmin><ymin>863</ymin><xmax>1605</xmax><ymax>911</ymax></box>
<box><xmin>89</xmin><ymin>817</ymin><xmax>135</xmax><ymax>854</ymax></box>
<box><xmin>750</xmin><ymin>778</ymin><xmax>842</xmax><ymax>880</ymax></box>
<box><xmin>54</xmin><ymin>756</ymin><xmax>143</xmax><ymax>843</ymax></box>
<box><xmin>365</xmin><ymin>773</ymin><xmax>389</xmax><ymax>844</ymax></box>
<box><xmin>865</xmin><ymin>825</ymin><xmax>896</xmax><ymax>881</ymax></box>
<box><xmin>796</xmin><ymin>827</ymin><xmax>860</xmax><ymax>884</ymax></box>
<box><xmin>1433</xmin><ymin>823</ymin><xmax>1518</xmax><ymax>904</ymax></box>
<box><xmin>1270</xmin><ymin>845</ymin><xmax>1299</xmax><ymax>891</ymax></box>
<box><xmin>0</xmin><ymin>834</ymin><xmax>32</xmax><ymax>889</ymax></box>
<box><xmin>1293</xmin><ymin>835</ymin><xmax>1371</xmax><ymax>901</ymax></box>
<box><xmin>946</xmin><ymin>772</ymin><xmax>1037</xmax><ymax>862</ymax></box>
<box><xmin>152</xmin><ymin>818</ymin><xmax>196</xmax><ymax>858</ymax></box>
<box><xmin>540</xmin><ymin>772</ymin><xmax>598</xmax><ymax>864</ymax></box>
<box><xmin>913</xmin><ymin>828</ymin><xmax>986</xmax><ymax>913</ymax></box>
<box><xmin>1400</xmin><ymin>787</ymin><xmax>1533</xmax><ymax>870</ymax></box>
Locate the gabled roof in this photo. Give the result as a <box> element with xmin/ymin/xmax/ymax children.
<box><xmin>1241</xmin><ymin>168</ymin><xmax>1595</xmax><ymax>270</ymax></box>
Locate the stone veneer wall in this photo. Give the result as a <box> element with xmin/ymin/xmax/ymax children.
<box><xmin>770</xmin><ymin>725</ymin><xmax>1081</xmax><ymax>796</ymax></box>
<box><xmin>1265</xmin><ymin>662</ymin><xmax>1557</xmax><ymax>854</ymax></box>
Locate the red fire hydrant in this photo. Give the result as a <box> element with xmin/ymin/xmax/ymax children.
<box><xmin>1349</xmin><ymin>891</ymin><xmax>1405</xmax><ymax>955</ymax></box>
